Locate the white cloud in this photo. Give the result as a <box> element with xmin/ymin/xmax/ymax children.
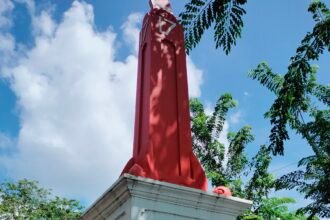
<box><xmin>0</xmin><ymin>0</ymin><xmax>15</xmax><ymax>67</ymax></box>
<box><xmin>0</xmin><ymin>33</ymin><xmax>15</xmax><ymax>67</ymax></box>
<box><xmin>0</xmin><ymin>133</ymin><xmax>14</xmax><ymax>149</ymax></box>
<box><xmin>229</xmin><ymin>111</ymin><xmax>242</xmax><ymax>124</ymax></box>
<box><xmin>33</xmin><ymin>10</ymin><xmax>56</xmax><ymax>37</ymax></box>
<box><xmin>0</xmin><ymin>0</ymin><xmax>204</xmax><ymax>202</ymax></box>
<box><xmin>0</xmin><ymin>0</ymin><xmax>14</xmax><ymax>28</ymax></box>
<box><xmin>121</xmin><ymin>13</ymin><xmax>142</xmax><ymax>55</ymax></box>
<box><xmin>187</xmin><ymin>57</ymin><xmax>203</xmax><ymax>97</ymax></box>
<box><xmin>204</xmin><ymin>102</ymin><xmax>213</xmax><ymax>116</ymax></box>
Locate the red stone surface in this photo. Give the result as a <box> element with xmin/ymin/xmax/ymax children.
<box><xmin>121</xmin><ymin>8</ymin><xmax>207</xmax><ymax>191</ymax></box>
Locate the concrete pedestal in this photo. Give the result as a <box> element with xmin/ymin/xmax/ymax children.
<box><xmin>81</xmin><ymin>175</ymin><xmax>252</xmax><ymax>220</ymax></box>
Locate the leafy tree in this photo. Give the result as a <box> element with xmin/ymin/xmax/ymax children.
<box><xmin>248</xmin><ymin>1</ymin><xmax>330</xmax><ymax>218</ymax></box>
<box><xmin>0</xmin><ymin>179</ymin><xmax>83</xmax><ymax>219</ymax></box>
<box><xmin>274</xmin><ymin>109</ymin><xmax>330</xmax><ymax>219</ymax></box>
<box><xmin>190</xmin><ymin>94</ymin><xmax>253</xmax><ymax>190</ymax></box>
<box><xmin>250</xmin><ymin>62</ymin><xmax>330</xmax><ymax>219</ymax></box>
<box><xmin>190</xmin><ymin>95</ymin><xmax>308</xmax><ymax>219</ymax></box>
<box><xmin>249</xmin><ymin>1</ymin><xmax>330</xmax><ymax>156</ymax></box>
<box><xmin>182</xmin><ymin>0</ymin><xmax>329</xmax><ymax>218</ymax></box>
<box><xmin>181</xmin><ymin>0</ymin><xmax>329</xmax><ymax>153</ymax></box>
<box><xmin>245</xmin><ymin>145</ymin><xmax>273</xmax><ymax>204</ymax></box>
<box><xmin>241</xmin><ymin>197</ymin><xmax>316</xmax><ymax>220</ymax></box>
<box><xmin>179</xmin><ymin>0</ymin><xmax>247</xmax><ymax>54</ymax></box>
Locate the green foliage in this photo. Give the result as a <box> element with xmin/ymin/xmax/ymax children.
<box><xmin>311</xmin><ymin>83</ymin><xmax>330</xmax><ymax>106</ymax></box>
<box><xmin>276</xmin><ymin>110</ymin><xmax>330</xmax><ymax>219</ymax></box>
<box><xmin>226</xmin><ymin>126</ymin><xmax>254</xmax><ymax>180</ymax></box>
<box><xmin>0</xmin><ymin>179</ymin><xmax>83</xmax><ymax>219</ymax></box>
<box><xmin>190</xmin><ymin>93</ymin><xmax>253</xmax><ymax>189</ymax></box>
<box><xmin>248</xmin><ymin>1</ymin><xmax>330</xmax><ymax>218</ymax></box>
<box><xmin>183</xmin><ymin>0</ymin><xmax>329</xmax><ymax>218</ymax></box>
<box><xmin>190</xmin><ymin>95</ymin><xmax>307</xmax><ymax>219</ymax></box>
<box><xmin>258</xmin><ymin>197</ymin><xmax>296</xmax><ymax>220</ymax></box>
<box><xmin>241</xmin><ymin>197</ymin><xmax>313</xmax><ymax>220</ymax></box>
<box><xmin>242</xmin><ymin>197</ymin><xmax>292</xmax><ymax>219</ymax></box>
<box><xmin>190</xmin><ymin>94</ymin><xmax>252</xmax><ymax>189</ymax></box>
<box><xmin>248</xmin><ymin>62</ymin><xmax>284</xmax><ymax>95</ymax></box>
<box><xmin>179</xmin><ymin>0</ymin><xmax>247</xmax><ymax>54</ymax></box>
<box><xmin>249</xmin><ymin>0</ymin><xmax>330</xmax><ymax>156</ymax></box>
<box><xmin>245</xmin><ymin>146</ymin><xmax>273</xmax><ymax>204</ymax></box>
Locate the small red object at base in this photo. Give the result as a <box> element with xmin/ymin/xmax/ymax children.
<box><xmin>121</xmin><ymin>8</ymin><xmax>207</xmax><ymax>191</ymax></box>
<box><xmin>213</xmin><ymin>186</ymin><xmax>232</xmax><ymax>196</ymax></box>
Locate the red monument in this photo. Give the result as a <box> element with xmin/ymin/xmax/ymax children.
<box><xmin>81</xmin><ymin>2</ymin><xmax>250</xmax><ymax>219</ymax></box>
<box><xmin>121</xmin><ymin>0</ymin><xmax>208</xmax><ymax>191</ymax></box>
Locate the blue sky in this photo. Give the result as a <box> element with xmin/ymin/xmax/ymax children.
<box><xmin>0</xmin><ymin>0</ymin><xmax>329</xmax><ymax>211</ymax></box>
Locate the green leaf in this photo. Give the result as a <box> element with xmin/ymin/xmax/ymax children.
<box><xmin>0</xmin><ymin>179</ymin><xmax>83</xmax><ymax>219</ymax></box>
<box><xmin>179</xmin><ymin>0</ymin><xmax>247</xmax><ymax>54</ymax></box>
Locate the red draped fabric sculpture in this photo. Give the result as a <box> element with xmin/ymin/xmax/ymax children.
<box><xmin>121</xmin><ymin>0</ymin><xmax>208</xmax><ymax>191</ymax></box>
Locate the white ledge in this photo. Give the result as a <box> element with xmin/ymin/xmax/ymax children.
<box><xmin>82</xmin><ymin>174</ymin><xmax>252</xmax><ymax>220</ymax></box>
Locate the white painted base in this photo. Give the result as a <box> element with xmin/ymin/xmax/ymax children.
<box><xmin>81</xmin><ymin>174</ymin><xmax>252</xmax><ymax>220</ymax></box>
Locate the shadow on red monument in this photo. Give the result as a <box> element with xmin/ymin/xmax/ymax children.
<box><xmin>121</xmin><ymin>7</ymin><xmax>208</xmax><ymax>191</ymax></box>
<box><xmin>80</xmin><ymin>3</ymin><xmax>252</xmax><ymax>219</ymax></box>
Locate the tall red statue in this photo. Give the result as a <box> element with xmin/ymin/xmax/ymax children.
<box><xmin>122</xmin><ymin>0</ymin><xmax>208</xmax><ymax>191</ymax></box>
